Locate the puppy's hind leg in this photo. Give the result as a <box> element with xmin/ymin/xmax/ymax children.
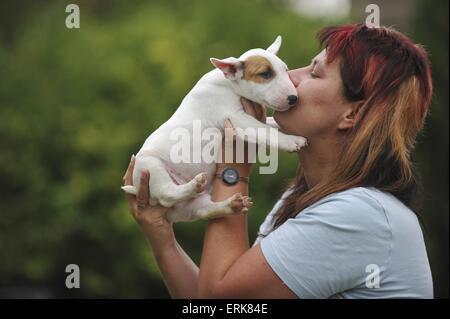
<box><xmin>166</xmin><ymin>193</ymin><xmax>253</xmax><ymax>223</ymax></box>
<box><xmin>137</xmin><ymin>155</ymin><xmax>208</xmax><ymax>208</ymax></box>
<box><xmin>197</xmin><ymin>192</ymin><xmax>253</xmax><ymax>220</ymax></box>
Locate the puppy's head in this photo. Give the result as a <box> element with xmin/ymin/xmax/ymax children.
<box><xmin>210</xmin><ymin>36</ymin><xmax>298</xmax><ymax>111</ymax></box>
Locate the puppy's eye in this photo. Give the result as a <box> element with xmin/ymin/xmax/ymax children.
<box><xmin>258</xmin><ymin>70</ymin><xmax>273</xmax><ymax>79</ymax></box>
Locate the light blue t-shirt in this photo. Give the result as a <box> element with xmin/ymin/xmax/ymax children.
<box><xmin>254</xmin><ymin>187</ymin><xmax>433</xmax><ymax>299</ymax></box>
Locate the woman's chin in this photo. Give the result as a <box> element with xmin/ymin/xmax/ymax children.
<box><xmin>273</xmin><ymin>111</ymin><xmax>283</xmax><ymax>128</ymax></box>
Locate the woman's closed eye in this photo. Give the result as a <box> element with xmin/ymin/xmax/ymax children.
<box><xmin>309</xmin><ymin>63</ymin><xmax>320</xmax><ymax>78</ymax></box>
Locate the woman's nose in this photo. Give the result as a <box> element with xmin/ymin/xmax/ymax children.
<box><xmin>288</xmin><ymin>70</ymin><xmax>301</xmax><ymax>87</ymax></box>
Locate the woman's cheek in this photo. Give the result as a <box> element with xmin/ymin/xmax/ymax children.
<box><xmin>296</xmin><ymin>86</ymin><xmax>332</xmax><ymax>134</ymax></box>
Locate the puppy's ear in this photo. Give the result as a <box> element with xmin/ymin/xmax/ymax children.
<box><xmin>266</xmin><ymin>35</ymin><xmax>282</xmax><ymax>55</ymax></box>
<box><xmin>210</xmin><ymin>57</ymin><xmax>244</xmax><ymax>80</ymax></box>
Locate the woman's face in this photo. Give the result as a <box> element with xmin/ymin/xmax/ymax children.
<box><xmin>273</xmin><ymin>50</ymin><xmax>355</xmax><ymax>140</ymax></box>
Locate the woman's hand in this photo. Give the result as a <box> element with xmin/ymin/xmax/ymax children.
<box><xmin>123</xmin><ymin>155</ymin><xmax>175</xmax><ymax>249</ymax></box>
<box><xmin>218</xmin><ymin>98</ymin><xmax>266</xmax><ymax>173</ymax></box>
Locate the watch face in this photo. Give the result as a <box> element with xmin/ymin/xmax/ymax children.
<box><xmin>223</xmin><ymin>168</ymin><xmax>239</xmax><ymax>185</ymax></box>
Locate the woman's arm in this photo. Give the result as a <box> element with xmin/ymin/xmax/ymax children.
<box><xmin>197</xmin><ymin>99</ymin><xmax>297</xmax><ymax>298</ymax></box>
<box><xmin>151</xmin><ymin>237</ymin><xmax>199</xmax><ymax>299</ymax></box>
<box><xmin>197</xmin><ymin>162</ymin><xmax>251</xmax><ymax>297</ymax></box>
<box><xmin>123</xmin><ymin>156</ymin><xmax>199</xmax><ymax>298</ymax></box>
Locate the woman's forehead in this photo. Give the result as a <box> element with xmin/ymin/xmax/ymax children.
<box><xmin>316</xmin><ymin>49</ymin><xmax>327</xmax><ymax>61</ymax></box>
<box><xmin>310</xmin><ymin>50</ymin><xmax>326</xmax><ymax>69</ymax></box>
<box><xmin>315</xmin><ymin>49</ymin><xmax>341</xmax><ymax>70</ymax></box>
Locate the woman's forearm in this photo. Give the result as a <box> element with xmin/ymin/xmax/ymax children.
<box><xmin>123</xmin><ymin>156</ymin><xmax>199</xmax><ymax>298</ymax></box>
<box><xmin>198</xmin><ymin>164</ymin><xmax>251</xmax><ymax>297</ymax></box>
<box><xmin>140</xmin><ymin>224</ymin><xmax>199</xmax><ymax>298</ymax></box>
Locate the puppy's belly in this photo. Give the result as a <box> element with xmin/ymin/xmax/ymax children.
<box><xmin>139</xmin><ymin>125</ymin><xmax>220</xmax><ymax>177</ymax></box>
<box><xmin>163</xmin><ymin>160</ymin><xmax>216</xmax><ymax>187</ymax></box>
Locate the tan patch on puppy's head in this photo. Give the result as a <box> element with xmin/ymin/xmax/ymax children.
<box><xmin>242</xmin><ymin>56</ymin><xmax>275</xmax><ymax>83</ymax></box>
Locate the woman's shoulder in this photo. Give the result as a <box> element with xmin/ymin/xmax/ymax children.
<box><xmin>301</xmin><ymin>186</ymin><xmax>419</xmax><ymax>229</ymax></box>
<box><xmin>308</xmin><ymin>186</ymin><xmax>403</xmax><ymax>211</ymax></box>
<box><xmin>267</xmin><ymin>186</ymin><xmax>415</xmax><ymax>232</ymax></box>
<box><xmin>298</xmin><ymin>187</ymin><xmax>392</xmax><ymax>224</ymax></box>
<box><xmin>255</xmin><ymin>186</ymin><xmax>396</xmax><ymax>246</ymax></box>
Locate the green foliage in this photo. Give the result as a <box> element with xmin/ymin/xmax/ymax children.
<box><xmin>0</xmin><ymin>0</ymin><xmax>447</xmax><ymax>298</ymax></box>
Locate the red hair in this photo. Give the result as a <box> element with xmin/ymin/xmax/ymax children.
<box><xmin>320</xmin><ymin>24</ymin><xmax>432</xmax><ymax>116</ymax></box>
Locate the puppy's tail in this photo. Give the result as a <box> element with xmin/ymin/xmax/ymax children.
<box><xmin>121</xmin><ymin>185</ymin><xmax>138</xmax><ymax>195</ymax></box>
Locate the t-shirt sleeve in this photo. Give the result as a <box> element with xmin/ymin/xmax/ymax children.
<box><xmin>259</xmin><ymin>188</ymin><xmax>392</xmax><ymax>299</ymax></box>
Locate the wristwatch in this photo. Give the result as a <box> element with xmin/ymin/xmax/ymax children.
<box><xmin>215</xmin><ymin>167</ymin><xmax>249</xmax><ymax>186</ymax></box>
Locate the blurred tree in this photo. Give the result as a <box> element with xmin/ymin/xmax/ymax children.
<box><xmin>0</xmin><ymin>0</ymin><xmax>326</xmax><ymax>298</ymax></box>
<box><xmin>0</xmin><ymin>0</ymin><xmax>447</xmax><ymax>298</ymax></box>
<box><xmin>410</xmin><ymin>0</ymin><xmax>449</xmax><ymax>299</ymax></box>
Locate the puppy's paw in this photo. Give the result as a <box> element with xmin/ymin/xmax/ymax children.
<box><xmin>194</xmin><ymin>172</ymin><xmax>208</xmax><ymax>193</ymax></box>
<box><xmin>294</xmin><ymin>136</ymin><xmax>308</xmax><ymax>150</ymax></box>
<box><xmin>279</xmin><ymin>135</ymin><xmax>308</xmax><ymax>152</ymax></box>
<box><xmin>229</xmin><ymin>193</ymin><xmax>253</xmax><ymax>213</ymax></box>
<box><xmin>279</xmin><ymin>138</ymin><xmax>299</xmax><ymax>153</ymax></box>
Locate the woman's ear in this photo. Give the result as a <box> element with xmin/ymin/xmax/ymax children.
<box><xmin>338</xmin><ymin>101</ymin><xmax>365</xmax><ymax>130</ymax></box>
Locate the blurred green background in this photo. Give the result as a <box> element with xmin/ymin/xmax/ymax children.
<box><xmin>0</xmin><ymin>0</ymin><xmax>448</xmax><ymax>298</ymax></box>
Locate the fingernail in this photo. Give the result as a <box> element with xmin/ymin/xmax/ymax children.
<box><xmin>131</xmin><ymin>154</ymin><xmax>135</xmax><ymax>161</ymax></box>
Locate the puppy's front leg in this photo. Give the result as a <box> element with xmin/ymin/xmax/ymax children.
<box><xmin>228</xmin><ymin>113</ymin><xmax>307</xmax><ymax>152</ymax></box>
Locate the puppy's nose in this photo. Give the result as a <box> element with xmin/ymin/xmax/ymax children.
<box><xmin>287</xmin><ymin>95</ymin><xmax>298</xmax><ymax>105</ymax></box>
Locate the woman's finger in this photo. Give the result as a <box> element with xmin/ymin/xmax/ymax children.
<box><xmin>123</xmin><ymin>154</ymin><xmax>135</xmax><ymax>185</ymax></box>
<box><xmin>254</xmin><ymin>104</ymin><xmax>262</xmax><ymax>121</ymax></box>
<box><xmin>224</xmin><ymin>118</ymin><xmax>236</xmax><ymax>141</ymax></box>
<box><xmin>136</xmin><ymin>170</ymin><xmax>150</xmax><ymax>210</ymax></box>
<box><xmin>123</xmin><ymin>155</ymin><xmax>138</xmax><ymax>212</ymax></box>
<box><xmin>261</xmin><ymin>105</ymin><xmax>267</xmax><ymax>119</ymax></box>
<box><xmin>254</xmin><ymin>104</ymin><xmax>267</xmax><ymax>122</ymax></box>
<box><xmin>241</xmin><ymin>97</ymin><xmax>257</xmax><ymax>117</ymax></box>
<box><xmin>241</xmin><ymin>97</ymin><xmax>266</xmax><ymax>122</ymax></box>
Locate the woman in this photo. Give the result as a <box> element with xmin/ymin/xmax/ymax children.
<box><xmin>123</xmin><ymin>24</ymin><xmax>433</xmax><ymax>298</ymax></box>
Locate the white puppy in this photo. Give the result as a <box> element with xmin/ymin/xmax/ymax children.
<box><xmin>122</xmin><ymin>36</ymin><xmax>307</xmax><ymax>222</ymax></box>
